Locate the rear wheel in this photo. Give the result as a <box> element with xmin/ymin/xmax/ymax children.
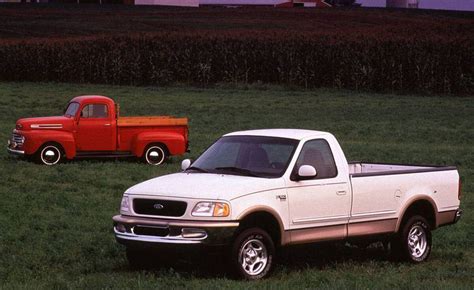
<box><xmin>35</xmin><ymin>143</ymin><xmax>63</xmax><ymax>165</ymax></box>
<box><xmin>231</xmin><ymin>227</ymin><xmax>275</xmax><ymax>280</ymax></box>
<box><xmin>143</xmin><ymin>144</ymin><xmax>168</xmax><ymax>165</ymax></box>
<box><xmin>391</xmin><ymin>215</ymin><xmax>432</xmax><ymax>263</ymax></box>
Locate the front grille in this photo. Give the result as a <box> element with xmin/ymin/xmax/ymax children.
<box><xmin>133</xmin><ymin>226</ymin><xmax>169</xmax><ymax>237</ymax></box>
<box><xmin>11</xmin><ymin>133</ymin><xmax>24</xmax><ymax>145</ymax></box>
<box><xmin>133</xmin><ymin>198</ymin><xmax>187</xmax><ymax>217</ymax></box>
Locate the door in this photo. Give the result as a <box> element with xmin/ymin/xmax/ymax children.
<box><xmin>76</xmin><ymin>103</ymin><xmax>115</xmax><ymax>151</ymax></box>
<box><xmin>285</xmin><ymin>139</ymin><xmax>351</xmax><ymax>243</ymax></box>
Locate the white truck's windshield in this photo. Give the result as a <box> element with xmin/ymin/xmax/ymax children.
<box><xmin>190</xmin><ymin>136</ymin><xmax>299</xmax><ymax>178</ymax></box>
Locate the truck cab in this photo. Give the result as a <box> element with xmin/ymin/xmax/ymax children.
<box><xmin>8</xmin><ymin>95</ymin><xmax>189</xmax><ymax>165</ymax></box>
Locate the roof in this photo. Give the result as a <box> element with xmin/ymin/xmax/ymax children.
<box><xmin>224</xmin><ymin>129</ymin><xmax>330</xmax><ymax>140</ymax></box>
<box><xmin>69</xmin><ymin>95</ymin><xmax>114</xmax><ymax>103</ymax></box>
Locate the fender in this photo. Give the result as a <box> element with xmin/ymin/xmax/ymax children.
<box><xmin>22</xmin><ymin>130</ymin><xmax>76</xmax><ymax>159</ymax></box>
<box><xmin>132</xmin><ymin>131</ymin><xmax>186</xmax><ymax>157</ymax></box>
<box><xmin>396</xmin><ymin>195</ymin><xmax>438</xmax><ymax>232</ymax></box>
<box><xmin>236</xmin><ymin>206</ymin><xmax>288</xmax><ymax>246</ymax></box>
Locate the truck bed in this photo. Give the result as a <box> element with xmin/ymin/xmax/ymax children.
<box><xmin>349</xmin><ymin>162</ymin><xmax>457</xmax><ymax>177</ymax></box>
<box><xmin>118</xmin><ymin>116</ymin><xmax>188</xmax><ymax>127</ymax></box>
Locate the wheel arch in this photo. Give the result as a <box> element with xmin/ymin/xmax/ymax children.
<box><xmin>236</xmin><ymin>207</ymin><xmax>287</xmax><ymax>246</ymax></box>
<box><xmin>36</xmin><ymin>141</ymin><xmax>66</xmax><ymax>155</ymax></box>
<box><xmin>396</xmin><ymin>197</ymin><xmax>438</xmax><ymax>232</ymax></box>
<box><xmin>26</xmin><ymin>131</ymin><xmax>76</xmax><ymax>159</ymax></box>
<box><xmin>132</xmin><ymin>132</ymin><xmax>184</xmax><ymax>157</ymax></box>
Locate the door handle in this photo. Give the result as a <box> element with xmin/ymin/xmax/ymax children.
<box><xmin>276</xmin><ymin>195</ymin><xmax>287</xmax><ymax>201</ymax></box>
<box><xmin>336</xmin><ymin>190</ymin><xmax>347</xmax><ymax>196</ymax></box>
<box><xmin>104</xmin><ymin>123</ymin><xmax>111</xmax><ymax>126</ymax></box>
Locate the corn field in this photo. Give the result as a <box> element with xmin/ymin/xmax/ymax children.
<box><xmin>0</xmin><ymin>5</ymin><xmax>472</xmax><ymax>94</ymax></box>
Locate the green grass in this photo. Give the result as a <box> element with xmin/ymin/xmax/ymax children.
<box><xmin>0</xmin><ymin>82</ymin><xmax>472</xmax><ymax>288</ymax></box>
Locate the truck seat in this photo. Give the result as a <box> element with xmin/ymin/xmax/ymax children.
<box><xmin>247</xmin><ymin>147</ymin><xmax>270</xmax><ymax>169</ymax></box>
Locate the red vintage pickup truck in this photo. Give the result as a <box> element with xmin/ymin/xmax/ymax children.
<box><xmin>7</xmin><ymin>95</ymin><xmax>189</xmax><ymax>165</ymax></box>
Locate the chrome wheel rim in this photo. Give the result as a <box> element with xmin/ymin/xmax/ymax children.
<box><xmin>145</xmin><ymin>146</ymin><xmax>165</xmax><ymax>165</ymax></box>
<box><xmin>41</xmin><ymin>146</ymin><xmax>61</xmax><ymax>165</ymax></box>
<box><xmin>239</xmin><ymin>238</ymin><xmax>268</xmax><ymax>276</ymax></box>
<box><xmin>407</xmin><ymin>225</ymin><xmax>427</xmax><ymax>258</ymax></box>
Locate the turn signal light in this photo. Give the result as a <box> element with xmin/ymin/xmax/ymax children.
<box><xmin>213</xmin><ymin>203</ymin><xmax>230</xmax><ymax>217</ymax></box>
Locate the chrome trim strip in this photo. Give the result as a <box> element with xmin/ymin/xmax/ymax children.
<box><xmin>350</xmin><ymin>210</ymin><xmax>397</xmax><ymax>219</ymax></box>
<box><xmin>114</xmin><ymin>227</ymin><xmax>204</xmax><ymax>244</ymax></box>
<box><xmin>7</xmin><ymin>147</ymin><xmax>25</xmax><ymax>155</ymax></box>
<box><xmin>31</xmin><ymin>124</ymin><xmax>63</xmax><ymax>129</ymax></box>
<box><xmin>293</xmin><ymin>214</ymin><xmax>349</xmax><ymax>224</ymax></box>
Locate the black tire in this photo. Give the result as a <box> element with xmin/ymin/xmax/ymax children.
<box><xmin>231</xmin><ymin>227</ymin><xmax>275</xmax><ymax>280</ymax></box>
<box><xmin>35</xmin><ymin>143</ymin><xmax>63</xmax><ymax>165</ymax></box>
<box><xmin>391</xmin><ymin>215</ymin><xmax>432</xmax><ymax>263</ymax></box>
<box><xmin>143</xmin><ymin>144</ymin><xmax>168</xmax><ymax>165</ymax></box>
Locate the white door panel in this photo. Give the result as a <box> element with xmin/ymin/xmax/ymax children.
<box><xmin>287</xmin><ymin>181</ymin><xmax>351</xmax><ymax>229</ymax></box>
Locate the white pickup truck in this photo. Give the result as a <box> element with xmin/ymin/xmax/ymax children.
<box><xmin>113</xmin><ymin>129</ymin><xmax>462</xmax><ymax>279</ymax></box>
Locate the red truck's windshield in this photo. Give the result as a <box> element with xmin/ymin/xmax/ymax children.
<box><xmin>64</xmin><ymin>102</ymin><xmax>80</xmax><ymax>117</ymax></box>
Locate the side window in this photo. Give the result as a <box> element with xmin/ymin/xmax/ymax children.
<box><xmin>296</xmin><ymin>139</ymin><xmax>337</xmax><ymax>179</ymax></box>
<box><xmin>81</xmin><ymin>104</ymin><xmax>108</xmax><ymax>118</ymax></box>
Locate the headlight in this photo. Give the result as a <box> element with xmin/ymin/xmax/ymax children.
<box><xmin>192</xmin><ymin>202</ymin><xmax>230</xmax><ymax>217</ymax></box>
<box><xmin>120</xmin><ymin>195</ymin><xmax>130</xmax><ymax>213</ymax></box>
<box><xmin>16</xmin><ymin>124</ymin><xmax>23</xmax><ymax>130</ymax></box>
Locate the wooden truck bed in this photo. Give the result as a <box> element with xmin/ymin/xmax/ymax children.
<box><xmin>118</xmin><ymin>116</ymin><xmax>188</xmax><ymax>127</ymax></box>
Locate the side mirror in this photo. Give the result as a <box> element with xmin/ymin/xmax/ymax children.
<box><xmin>297</xmin><ymin>165</ymin><xmax>317</xmax><ymax>180</ymax></box>
<box><xmin>181</xmin><ymin>159</ymin><xmax>192</xmax><ymax>171</ymax></box>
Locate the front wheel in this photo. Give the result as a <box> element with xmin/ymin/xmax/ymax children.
<box><xmin>35</xmin><ymin>143</ymin><xmax>63</xmax><ymax>165</ymax></box>
<box><xmin>143</xmin><ymin>144</ymin><xmax>168</xmax><ymax>165</ymax></box>
<box><xmin>231</xmin><ymin>228</ymin><xmax>275</xmax><ymax>280</ymax></box>
<box><xmin>392</xmin><ymin>215</ymin><xmax>432</xmax><ymax>263</ymax></box>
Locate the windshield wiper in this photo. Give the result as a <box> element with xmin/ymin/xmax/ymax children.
<box><xmin>186</xmin><ymin>166</ymin><xmax>209</xmax><ymax>173</ymax></box>
<box><xmin>214</xmin><ymin>166</ymin><xmax>260</xmax><ymax>177</ymax></box>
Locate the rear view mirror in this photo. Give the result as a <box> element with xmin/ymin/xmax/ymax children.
<box><xmin>181</xmin><ymin>159</ymin><xmax>192</xmax><ymax>171</ymax></box>
<box><xmin>297</xmin><ymin>165</ymin><xmax>317</xmax><ymax>180</ymax></box>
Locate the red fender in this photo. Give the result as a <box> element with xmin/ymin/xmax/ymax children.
<box><xmin>132</xmin><ymin>131</ymin><xmax>186</xmax><ymax>157</ymax></box>
<box><xmin>22</xmin><ymin>130</ymin><xmax>76</xmax><ymax>159</ymax></box>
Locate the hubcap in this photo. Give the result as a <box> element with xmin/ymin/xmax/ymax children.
<box><xmin>41</xmin><ymin>146</ymin><xmax>60</xmax><ymax>165</ymax></box>
<box><xmin>407</xmin><ymin>225</ymin><xmax>427</xmax><ymax>258</ymax></box>
<box><xmin>146</xmin><ymin>146</ymin><xmax>164</xmax><ymax>165</ymax></box>
<box><xmin>239</xmin><ymin>238</ymin><xmax>268</xmax><ymax>276</ymax></box>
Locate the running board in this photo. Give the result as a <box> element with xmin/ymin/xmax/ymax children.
<box><xmin>76</xmin><ymin>151</ymin><xmax>135</xmax><ymax>158</ymax></box>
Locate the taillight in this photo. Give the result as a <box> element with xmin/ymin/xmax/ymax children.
<box><xmin>458</xmin><ymin>177</ymin><xmax>462</xmax><ymax>200</ymax></box>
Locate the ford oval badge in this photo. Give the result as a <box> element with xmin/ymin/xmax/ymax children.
<box><xmin>153</xmin><ymin>203</ymin><xmax>164</xmax><ymax>210</ymax></box>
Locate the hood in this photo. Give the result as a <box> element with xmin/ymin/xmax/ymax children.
<box><xmin>17</xmin><ymin>116</ymin><xmax>72</xmax><ymax>130</ymax></box>
<box><xmin>125</xmin><ymin>172</ymin><xmax>286</xmax><ymax>201</ymax></box>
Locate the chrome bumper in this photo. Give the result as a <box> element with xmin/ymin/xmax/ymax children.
<box><xmin>114</xmin><ymin>227</ymin><xmax>203</xmax><ymax>244</ymax></box>
<box><xmin>113</xmin><ymin>215</ymin><xmax>239</xmax><ymax>246</ymax></box>
<box><xmin>7</xmin><ymin>146</ymin><xmax>25</xmax><ymax>156</ymax></box>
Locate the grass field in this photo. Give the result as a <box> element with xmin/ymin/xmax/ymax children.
<box><xmin>0</xmin><ymin>82</ymin><xmax>473</xmax><ymax>288</ymax></box>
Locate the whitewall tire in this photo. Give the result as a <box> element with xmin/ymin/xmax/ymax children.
<box><xmin>144</xmin><ymin>145</ymin><xmax>168</xmax><ymax>165</ymax></box>
<box><xmin>37</xmin><ymin>144</ymin><xmax>62</xmax><ymax>165</ymax></box>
